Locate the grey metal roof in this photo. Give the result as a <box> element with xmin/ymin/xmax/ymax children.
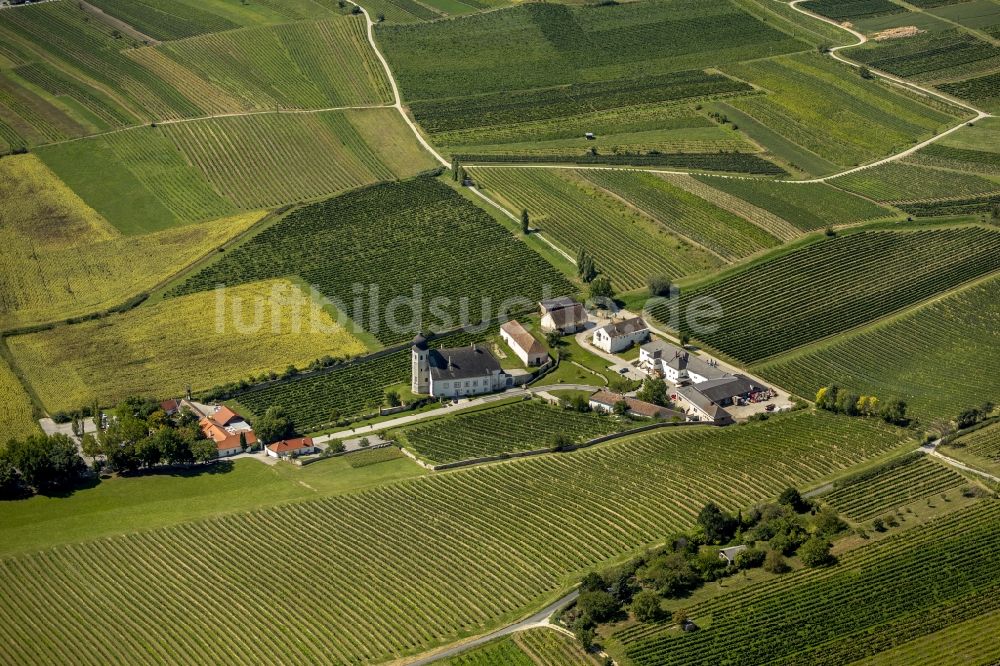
<box><xmin>428</xmin><ymin>345</ymin><xmax>501</xmax><ymax>381</ymax></box>
<box><xmin>599</xmin><ymin>316</ymin><xmax>647</xmax><ymax>338</ymax></box>
<box><xmin>539</xmin><ymin>296</ymin><xmax>577</xmax><ymax>312</ymax></box>
<box><xmin>695</xmin><ymin>374</ymin><xmax>766</xmax><ymax>402</ymax></box>
<box><xmin>677</xmin><ymin>385</ymin><xmax>724</xmax><ymax>418</ymax></box>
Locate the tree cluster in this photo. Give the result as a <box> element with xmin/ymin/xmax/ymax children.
<box><xmin>576</xmin><ymin>249</ymin><xmax>598</xmax><ymax>283</ymax></box>
<box><xmin>956</xmin><ymin>402</ymin><xmax>994</xmax><ymax>430</ymax></box>
<box><xmin>569</xmin><ymin>489</ymin><xmax>847</xmax><ymax>636</ymax></box>
<box><xmin>0</xmin><ymin>433</ymin><xmax>85</xmax><ymax>499</ymax></box>
<box><xmin>816</xmin><ymin>385</ymin><xmax>907</xmax><ymax>425</ymax></box>
<box><xmin>636</xmin><ymin>377</ymin><xmax>670</xmax><ymax>407</ymax></box>
<box><xmin>84</xmin><ymin>397</ymin><xmax>219</xmax><ymax>474</ymax></box>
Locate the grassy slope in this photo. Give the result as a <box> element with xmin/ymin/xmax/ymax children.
<box><xmin>0</xmin><ymin>454</ymin><xmax>426</xmax><ymax>557</ymax></box>
<box><xmin>0</xmin><ymin>155</ymin><xmax>264</xmax><ymax>330</ymax></box>
<box><xmin>8</xmin><ymin>279</ymin><xmax>367</xmax><ymax>413</ymax></box>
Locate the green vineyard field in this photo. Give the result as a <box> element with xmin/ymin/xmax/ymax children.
<box><xmin>0</xmin><ymin>412</ymin><xmax>909</xmax><ymax>665</ymax></box>
<box><xmin>831</xmin><ymin>162</ymin><xmax>1000</xmax><ymax>203</ymax></box>
<box><xmin>852</xmin><ymin>29</ymin><xmax>1000</xmax><ymax>83</ymax></box>
<box><xmin>651</xmin><ymin>227</ymin><xmax>1000</xmax><ymax>364</ymax></box>
<box><xmin>156</xmin><ymin>17</ymin><xmax>392</xmax><ymax>110</ymax></box>
<box><xmin>580</xmin><ymin>170</ymin><xmax>782</xmax><ymax>261</ymax></box>
<box><xmin>722</xmin><ymin>53</ymin><xmax>962</xmax><ymax>168</ymax></box>
<box><xmin>470</xmin><ymin>167</ymin><xmax>721</xmax><ymax>290</ymax></box>
<box><xmin>754</xmin><ymin>276</ymin><xmax>1000</xmax><ymax>422</ymax></box>
<box><xmin>616</xmin><ymin>499</ymin><xmax>1000</xmax><ymax>665</ymax></box>
<box><xmin>160</xmin><ymin>109</ymin><xmax>435</xmax><ymax>209</ymax></box>
<box><xmin>694</xmin><ymin>175</ymin><xmax>895</xmax><ymax>231</ymax></box>
<box><xmin>441</xmin><ymin>628</ymin><xmax>600</xmax><ymax>665</ymax></box>
<box><xmin>801</xmin><ymin>0</ymin><xmax>906</xmax><ymax>20</ymax></box>
<box><xmin>168</xmin><ymin>176</ymin><xmax>571</xmax><ymax>345</ymax></box>
<box><xmin>394</xmin><ymin>399</ymin><xmax>625</xmax><ymax>464</ymax></box>
<box><xmin>85</xmin><ymin>0</ymin><xmax>241</xmax><ymax>40</ymax></box>
<box><xmin>823</xmin><ymin>453</ymin><xmax>966</xmax><ymax>521</ymax></box>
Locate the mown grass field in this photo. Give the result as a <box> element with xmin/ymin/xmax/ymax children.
<box><xmin>615</xmin><ymin>499</ymin><xmax>1000</xmax><ymax>666</ymax></box>
<box><xmin>441</xmin><ymin>628</ymin><xmax>600</xmax><ymax>665</ymax></box>
<box><xmin>651</xmin><ymin>227</ymin><xmax>1000</xmax><ymax>364</ymax></box>
<box><xmin>0</xmin><ymin>454</ymin><xmax>426</xmax><ymax>557</ymax></box>
<box><xmin>35</xmin><ymin>127</ymin><xmax>238</xmax><ymax>233</ymax></box>
<box><xmin>0</xmin><ymin>411</ymin><xmax>911</xmax><ymax>664</ymax></box>
<box><xmin>693</xmin><ymin>175</ymin><xmax>896</xmax><ymax>231</ymax></box>
<box><xmin>0</xmin><ymin>355</ymin><xmax>38</xmax><ymax>441</ymax></box>
<box><xmin>470</xmin><ymin>167</ymin><xmax>721</xmax><ymax>290</ymax></box>
<box><xmin>722</xmin><ymin>52</ymin><xmax>964</xmax><ymax>168</ymax></box>
<box><xmin>7</xmin><ymin>279</ymin><xmax>367</xmax><ymax>413</ymax></box>
<box><xmin>394</xmin><ymin>399</ymin><xmax>626</xmax><ymax>464</ymax></box>
<box><xmin>0</xmin><ymin>155</ymin><xmax>263</xmax><ymax>330</ymax></box>
<box><xmin>754</xmin><ymin>276</ymin><xmax>1000</xmax><ymax>422</ymax></box>
<box><xmin>169</xmin><ymin>176</ymin><xmax>574</xmax><ymax>345</ymax></box>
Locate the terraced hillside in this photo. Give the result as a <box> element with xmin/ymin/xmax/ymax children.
<box><xmin>616</xmin><ymin>499</ymin><xmax>1000</xmax><ymax>666</ymax></box>
<box><xmin>0</xmin><ymin>412</ymin><xmax>910</xmax><ymax>665</ymax></box>
<box><xmin>652</xmin><ymin>227</ymin><xmax>1000</xmax><ymax>364</ymax></box>
<box><xmin>754</xmin><ymin>275</ymin><xmax>1000</xmax><ymax>421</ymax></box>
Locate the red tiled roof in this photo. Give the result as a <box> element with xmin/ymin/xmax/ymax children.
<box><xmin>212</xmin><ymin>406</ymin><xmax>241</xmax><ymax>426</ymax></box>
<box><xmin>267</xmin><ymin>437</ymin><xmax>314</xmax><ymax>454</ymax></box>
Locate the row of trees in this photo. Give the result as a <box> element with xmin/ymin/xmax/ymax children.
<box><xmin>816</xmin><ymin>385</ymin><xmax>908</xmax><ymax>425</ymax></box>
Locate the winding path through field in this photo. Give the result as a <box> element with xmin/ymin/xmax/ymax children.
<box><xmin>440</xmin><ymin>1</ymin><xmax>994</xmax><ymax>184</ymax></box>
<box><xmin>783</xmin><ymin>0</ymin><xmax>991</xmax><ymax>183</ymax></box>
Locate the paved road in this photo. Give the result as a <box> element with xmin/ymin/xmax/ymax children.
<box><xmin>404</xmin><ymin>590</ymin><xmax>579</xmax><ymax>665</ymax></box>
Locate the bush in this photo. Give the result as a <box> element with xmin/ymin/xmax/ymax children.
<box><xmin>763</xmin><ymin>550</ymin><xmax>789</xmax><ymax>574</ymax></box>
<box><xmin>734</xmin><ymin>547</ymin><xmax>766</xmax><ymax>570</ymax></box>
<box><xmin>631</xmin><ymin>590</ymin><xmax>662</xmax><ymax>623</ymax></box>
<box><xmin>799</xmin><ymin>537</ymin><xmax>835</xmax><ymax>568</ymax></box>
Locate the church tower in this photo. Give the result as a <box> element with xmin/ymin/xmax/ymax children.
<box><xmin>411</xmin><ymin>333</ymin><xmax>430</xmax><ymax>394</ymax></box>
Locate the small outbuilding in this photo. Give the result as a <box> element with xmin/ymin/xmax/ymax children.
<box><xmin>500</xmin><ymin>320</ymin><xmax>548</xmax><ymax>366</ymax></box>
<box><xmin>266</xmin><ymin>437</ymin><xmax>315</xmax><ymax>459</ymax></box>
<box><xmin>718</xmin><ymin>545</ymin><xmax>748</xmax><ymax>565</ymax></box>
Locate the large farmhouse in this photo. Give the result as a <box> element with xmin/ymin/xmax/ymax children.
<box><xmin>198</xmin><ymin>405</ymin><xmax>256</xmax><ymax>457</ymax></box>
<box><xmin>592</xmin><ymin>316</ymin><xmax>649</xmax><ymax>353</ymax></box>
<box><xmin>411</xmin><ymin>334</ymin><xmax>511</xmax><ymax>398</ymax></box>
<box><xmin>640</xmin><ymin>339</ymin><xmax>771</xmax><ymax>423</ymax></box>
